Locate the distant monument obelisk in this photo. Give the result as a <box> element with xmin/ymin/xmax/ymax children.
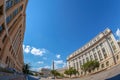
<box><xmin>52</xmin><ymin>60</ymin><xmax>54</xmax><ymax>70</ymax></box>
<box><xmin>52</xmin><ymin>60</ymin><xmax>55</xmax><ymax>79</ymax></box>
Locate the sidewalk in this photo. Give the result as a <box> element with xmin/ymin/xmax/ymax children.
<box><xmin>0</xmin><ymin>72</ymin><xmax>26</xmax><ymax>80</ymax></box>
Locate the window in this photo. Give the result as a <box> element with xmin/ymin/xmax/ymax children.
<box><xmin>100</xmin><ymin>43</ymin><xmax>103</xmax><ymax>47</ymax></box>
<box><xmin>117</xmin><ymin>55</ymin><xmax>119</xmax><ymax>60</ymax></box>
<box><xmin>0</xmin><ymin>5</ymin><xmax>3</xmax><ymax>15</ymax></box>
<box><xmin>13</xmin><ymin>10</ymin><xmax>16</xmax><ymax>16</ymax></box>
<box><xmin>13</xmin><ymin>8</ymin><xmax>19</xmax><ymax>17</ymax></box>
<box><xmin>90</xmin><ymin>55</ymin><xmax>93</xmax><ymax>60</ymax></box>
<box><xmin>76</xmin><ymin>62</ymin><xmax>79</xmax><ymax>70</ymax></box>
<box><xmin>111</xmin><ymin>41</ymin><xmax>116</xmax><ymax>52</ymax></box>
<box><xmin>79</xmin><ymin>61</ymin><xmax>82</xmax><ymax>67</ymax></box>
<box><xmin>108</xmin><ymin>36</ymin><xmax>112</xmax><ymax>41</ymax></box>
<box><xmin>6</xmin><ymin>0</ymin><xmax>14</xmax><ymax>10</ymax></box>
<box><xmin>93</xmin><ymin>39</ymin><xmax>96</xmax><ymax>42</ymax></box>
<box><xmin>6</xmin><ymin>14</ymin><xmax>13</xmax><ymax>24</ymax></box>
<box><xmin>98</xmin><ymin>51</ymin><xmax>103</xmax><ymax>61</ymax></box>
<box><xmin>81</xmin><ymin>72</ymin><xmax>83</xmax><ymax>75</ymax></box>
<box><xmin>83</xmin><ymin>59</ymin><xmax>85</xmax><ymax>64</ymax></box>
<box><xmin>96</xmin><ymin>46</ymin><xmax>99</xmax><ymax>50</ymax></box>
<box><xmin>19</xmin><ymin>5</ymin><xmax>23</xmax><ymax>11</ymax></box>
<box><xmin>6</xmin><ymin>1</ymin><xmax>9</xmax><ymax>10</ymax></box>
<box><xmin>9</xmin><ymin>45</ymin><xmax>12</xmax><ymax>51</ymax></box>
<box><xmin>101</xmin><ymin>64</ymin><xmax>104</xmax><ymax>68</ymax></box>
<box><xmin>74</xmin><ymin>63</ymin><xmax>75</xmax><ymax>68</ymax></box>
<box><xmin>5</xmin><ymin>56</ymin><xmax>9</xmax><ymax>64</ymax></box>
<box><xmin>2</xmin><ymin>34</ymin><xmax>7</xmax><ymax>43</ymax></box>
<box><xmin>94</xmin><ymin>53</ymin><xmax>98</xmax><ymax>60</ymax></box>
<box><xmin>14</xmin><ymin>0</ymin><xmax>20</xmax><ymax>4</ymax></box>
<box><xmin>92</xmin><ymin>48</ymin><xmax>95</xmax><ymax>52</ymax></box>
<box><xmin>106</xmin><ymin>61</ymin><xmax>109</xmax><ymax>66</ymax></box>
<box><xmin>0</xmin><ymin>24</ymin><xmax>4</xmax><ymax>36</ymax></box>
<box><xmin>6</xmin><ymin>16</ymin><xmax>11</xmax><ymax>24</ymax></box>
<box><xmin>0</xmin><ymin>25</ymin><xmax>3</xmax><ymax>32</ymax></box>
<box><xmin>102</xmin><ymin>48</ymin><xmax>107</xmax><ymax>58</ymax></box>
<box><xmin>86</xmin><ymin>57</ymin><xmax>89</xmax><ymax>62</ymax></box>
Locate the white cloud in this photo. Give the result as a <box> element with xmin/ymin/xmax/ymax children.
<box><xmin>31</xmin><ymin>47</ymin><xmax>46</xmax><ymax>56</ymax></box>
<box><xmin>116</xmin><ymin>28</ymin><xmax>120</xmax><ymax>40</ymax></box>
<box><xmin>54</xmin><ymin>60</ymin><xmax>64</xmax><ymax>64</ymax></box>
<box><xmin>31</xmin><ymin>67</ymin><xmax>42</xmax><ymax>72</ymax></box>
<box><xmin>54</xmin><ymin>60</ymin><xmax>66</xmax><ymax>69</ymax></box>
<box><xmin>23</xmin><ymin>45</ymin><xmax>25</xmax><ymax>50</ymax></box>
<box><xmin>23</xmin><ymin>45</ymin><xmax>31</xmax><ymax>53</ymax></box>
<box><xmin>44</xmin><ymin>66</ymin><xmax>51</xmax><ymax>69</ymax></box>
<box><xmin>37</xmin><ymin>61</ymin><xmax>44</xmax><ymax>64</ymax></box>
<box><xmin>31</xmin><ymin>65</ymin><xmax>51</xmax><ymax>71</ymax></box>
<box><xmin>56</xmin><ymin>54</ymin><xmax>61</xmax><ymax>59</ymax></box>
<box><xmin>23</xmin><ymin>45</ymin><xmax>48</xmax><ymax>56</ymax></box>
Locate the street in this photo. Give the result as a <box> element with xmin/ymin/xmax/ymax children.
<box><xmin>27</xmin><ymin>75</ymin><xmax>40</xmax><ymax>80</ymax></box>
<box><xmin>40</xmin><ymin>77</ymin><xmax>80</xmax><ymax>80</ymax></box>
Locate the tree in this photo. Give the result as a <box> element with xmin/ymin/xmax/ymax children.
<box><xmin>22</xmin><ymin>63</ymin><xmax>31</xmax><ymax>74</ymax></box>
<box><xmin>51</xmin><ymin>70</ymin><xmax>60</xmax><ymax>78</ymax></box>
<box><xmin>64</xmin><ymin>69</ymin><xmax>70</xmax><ymax>77</ymax></box>
<box><xmin>81</xmin><ymin>60</ymin><xmax>99</xmax><ymax>73</ymax></box>
<box><xmin>64</xmin><ymin>67</ymin><xmax>79</xmax><ymax>78</ymax></box>
<box><xmin>72</xmin><ymin>68</ymin><xmax>79</xmax><ymax>76</ymax></box>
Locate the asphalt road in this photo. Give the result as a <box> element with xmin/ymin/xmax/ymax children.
<box><xmin>27</xmin><ymin>75</ymin><xmax>40</xmax><ymax>80</ymax></box>
<box><xmin>40</xmin><ymin>78</ymin><xmax>80</xmax><ymax>80</ymax></box>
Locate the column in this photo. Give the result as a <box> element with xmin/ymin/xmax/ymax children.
<box><xmin>104</xmin><ymin>41</ymin><xmax>112</xmax><ymax>55</ymax></box>
<box><xmin>91</xmin><ymin>50</ymin><xmax>95</xmax><ymax>60</ymax></box>
<box><xmin>88</xmin><ymin>52</ymin><xmax>91</xmax><ymax>61</ymax></box>
<box><xmin>77</xmin><ymin>57</ymin><xmax>80</xmax><ymax>70</ymax></box>
<box><xmin>103</xmin><ymin>42</ymin><xmax>109</xmax><ymax>56</ymax></box>
<box><xmin>94</xmin><ymin>48</ymin><xmax>100</xmax><ymax>61</ymax></box>
<box><xmin>75</xmin><ymin>59</ymin><xmax>78</xmax><ymax>70</ymax></box>
<box><xmin>99</xmin><ymin>45</ymin><xmax>105</xmax><ymax>59</ymax></box>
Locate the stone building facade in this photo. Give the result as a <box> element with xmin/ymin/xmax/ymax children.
<box><xmin>0</xmin><ymin>0</ymin><xmax>28</xmax><ymax>72</ymax></box>
<box><xmin>67</xmin><ymin>28</ymin><xmax>120</xmax><ymax>76</ymax></box>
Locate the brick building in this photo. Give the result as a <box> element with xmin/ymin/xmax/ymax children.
<box><xmin>0</xmin><ymin>0</ymin><xmax>28</xmax><ymax>72</ymax></box>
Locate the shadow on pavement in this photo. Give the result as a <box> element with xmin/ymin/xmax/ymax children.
<box><xmin>106</xmin><ymin>74</ymin><xmax>120</xmax><ymax>80</ymax></box>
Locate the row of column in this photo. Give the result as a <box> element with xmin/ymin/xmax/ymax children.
<box><xmin>68</xmin><ymin>40</ymin><xmax>112</xmax><ymax>70</ymax></box>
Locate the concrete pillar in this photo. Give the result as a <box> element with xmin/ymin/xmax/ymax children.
<box><xmin>94</xmin><ymin>48</ymin><xmax>100</xmax><ymax>61</ymax></box>
<box><xmin>92</xmin><ymin>51</ymin><xmax>95</xmax><ymax>60</ymax></box>
<box><xmin>99</xmin><ymin>45</ymin><xmax>105</xmax><ymax>59</ymax></box>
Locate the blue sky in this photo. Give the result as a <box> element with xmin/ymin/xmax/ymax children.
<box><xmin>23</xmin><ymin>0</ymin><xmax>120</xmax><ymax>71</ymax></box>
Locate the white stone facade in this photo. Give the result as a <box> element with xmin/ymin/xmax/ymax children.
<box><xmin>67</xmin><ymin>28</ymin><xmax>120</xmax><ymax>76</ymax></box>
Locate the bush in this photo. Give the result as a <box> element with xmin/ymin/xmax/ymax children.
<box><xmin>81</xmin><ymin>60</ymin><xmax>99</xmax><ymax>72</ymax></box>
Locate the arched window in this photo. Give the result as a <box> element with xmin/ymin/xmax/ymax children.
<box><xmin>117</xmin><ymin>55</ymin><xmax>119</xmax><ymax>60</ymax></box>
<box><xmin>106</xmin><ymin>61</ymin><xmax>109</xmax><ymax>66</ymax></box>
<box><xmin>5</xmin><ymin>56</ymin><xmax>9</xmax><ymax>64</ymax></box>
<box><xmin>101</xmin><ymin>64</ymin><xmax>104</xmax><ymax>68</ymax></box>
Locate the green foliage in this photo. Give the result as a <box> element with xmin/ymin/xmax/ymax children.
<box><xmin>72</xmin><ymin>68</ymin><xmax>79</xmax><ymax>76</ymax></box>
<box><xmin>60</xmin><ymin>73</ymin><xmax>64</xmax><ymax>77</ymax></box>
<box><xmin>81</xmin><ymin>60</ymin><xmax>99</xmax><ymax>72</ymax></box>
<box><xmin>34</xmin><ymin>73</ymin><xmax>38</xmax><ymax>76</ymax></box>
<box><xmin>64</xmin><ymin>67</ymin><xmax>79</xmax><ymax>77</ymax></box>
<box><xmin>51</xmin><ymin>70</ymin><xmax>60</xmax><ymax>78</ymax></box>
